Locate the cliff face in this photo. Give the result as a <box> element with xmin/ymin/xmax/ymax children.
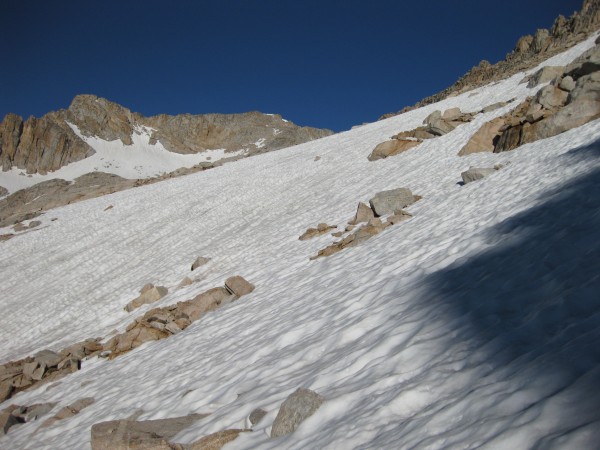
<box><xmin>0</xmin><ymin>95</ymin><xmax>333</xmax><ymax>174</ymax></box>
<box><xmin>381</xmin><ymin>0</ymin><xmax>600</xmax><ymax>119</ymax></box>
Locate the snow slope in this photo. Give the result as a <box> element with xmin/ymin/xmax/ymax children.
<box><xmin>1</xmin><ymin>35</ymin><xmax>600</xmax><ymax>449</ymax></box>
<box><xmin>0</xmin><ymin>125</ymin><xmax>244</xmax><ymax>194</ymax></box>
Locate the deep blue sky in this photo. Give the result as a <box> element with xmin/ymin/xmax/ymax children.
<box><xmin>0</xmin><ymin>0</ymin><xmax>583</xmax><ymax>131</ymax></box>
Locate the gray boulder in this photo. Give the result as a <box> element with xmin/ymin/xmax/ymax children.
<box><xmin>534</xmin><ymin>99</ymin><xmax>600</xmax><ymax>138</ymax></box>
<box><xmin>249</xmin><ymin>408</ymin><xmax>268</xmax><ymax>426</ymax></box>
<box><xmin>461</xmin><ymin>167</ymin><xmax>498</xmax><ymax>184</ymax></box>
<box><xmin>559</xmin><ymin>75</ymin><xmax>576</xmax><ymax>91</ymax></box>
<box><xmin>565</xmin><ymin>44</ymin><xmax>600</xmax><ymax>79</ymax></box>
<box><xmin>369</xmin><ymin>188</ymin><xmax>416</xmax><ymax>216</ymax></box>
<box><xmin>0</xmin><ymin>186</ymin><xmax>7</xmax><ymax>197</ymax></box>
<box><xmin>271</xmin><ymin>388</ymin><xmax>324</xmax><ymax>438</ymax></box>
<box><xmin>526</xmin><ymin>66</ymin><xmax>565</xmax><ymax>88</ymax></box>
<box><xmin>536</xmin><ymin>85</ymin><xmax>569</xmax><ymax>109</ymax></box>
<box><xmin>34</xmin><ymin>350</ymin><xmax>62</xmax><ymax>368</ymax></box>
<box><xmin>568</xmin><ymin>71</ymin><xmax>600</xmax><ymax>103</ymax></box>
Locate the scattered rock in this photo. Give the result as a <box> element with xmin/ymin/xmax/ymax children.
<box><xmin>0</xmin><ymin>381</ymin><xmax>14</xmax><ymax>403</ymax></box>
<box><xmin>13</xmin><ymin>223</ymin><xmax>26</xmax><ymax>232</ymax></box>
<box><xmin>186</xmin><ymin>429</ymin><xmax>250</xmax><ymax>450</ymax></box>
<box><xmin>526</xmin><ymin>65</ymin><xmax>565</xmax><ymax>87</ymax></box>
<box><xmin>481</xmin><ymin>100</ymin><xmax>512</xmax><ymax>113</ymax></box>
<box><xmin>12</xmin><ymin>403</ymin><xmax>56</xmax><ymax>423</ymax></box>
<box><xmin>103</xmin><ymin>205</ymin><xmax>113</xmax><ymax>211</ymax></box>
<box><xmin>314</xmin><ymin>155</ymin><xmax>321</xmax><ymax>161</ymax></box>
<box><xmin>299</xmin><ymin>223</ymin><xmax>336</xmax><ymax>240</ymax></box>
<box><xmin>1</xmin><ymin>405</ymin><xmax>22</xmax><ymax>436</ymax></box>
<box><xmin>386</xmin><ymin>210</ymin><xmax>413</xmax><ymax>225</ymax></box>
<box><xmin>90</xmin><ymin>413</ymin><xmax>207</xmax><ymax>450</ymax></box>
<box><xmin>28</xmin><ymin>220</ymin><xmax>41</xmax><ymax>228</ymax></box>
<box><xmin>191</xmin><ymin>256</ymin><xmax>211</xmax><ymax>271</ymax></box>
<box><xmin>349</xmin><ymin>202</ymin><xmax>375</xmax><ymax>225</ymax></box>
<box><xmin>105</xmin><ymin>277</ymin><xmax>254</xmax><ymax>358</ymax></box>
<box><xmin>125</xmin><ymin>285</ymin><xmax>168</xmax><ymax>312</ymax></box>
<box><xmin>224</xmin><ymin>276</ymin><xmax>255</xmax><ymax>297</ymax></box>
<box><xmin>34</xmin><ymin>349</ymin><xmax>62</xmax><ymax>368</ymax></box>
<box><xmin>271</xmin><ymin>388</ymin><xmax>324</xmax><ymax>438</ymax></box>
<box><xmin>559</xmin><ymin>75</ymin><xmax>576</xmax><ymax>91</ymax></box>
<box><xmin>40</xmin><ymin>397</ymin><xmax>95</xmax><ymax>428</ymax></box>
<box><xmin>458</xmin><ymin>117</ymin><xmax>505</xmax><ymax>155</ymax></box>
<box><xmin>367</xmin><ymin>139</ymin><xmax>420</xmax><ymax>161</ymax></box>
<box><xmin>0</xmin><ymin>186</ymin><xmax>8</xmax><ymax>197</ymax></box>
<box><xmin>178</xmin><ymin>277</ymin><xmax>193</xmax><ymax>288</ymax></box>
<box><xmin>461</xmin><ymin>167</ymin><xmax>499</xmax><ymax>184</ymax></box>
<box><xmin>249</xmin><ymin>408</ymin><xmax>268</xmax><ymax>426</ymax></box>
<box><xmin>369</xmin><ymin>188</ymin><xmax>416</xmax><ymax>216</ymax></box>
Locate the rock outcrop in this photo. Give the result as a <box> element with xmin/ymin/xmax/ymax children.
<box><xmin>124</xmin><ymin>285</ymin><xmax>168</xmax><ymax>312</ymax></box>
<box><xmin>104</xmin><ymin>276</ymin><xmax>254</xmax><ymax>358</ymax></box>
<box><xmin>0</xmin><ymin>338</ymin><xmax>102</xmax><ymax>403</ymax></box>
<box><xmin>298</xmin><ymin>223</ymin><xmax>337</xmax><ymax>240</ymax></box>
<box><xmin>381</xmin><ymin>0</ymin><xmax>600</xmax><ymax>119</ymax></box>
<box><xmin>369</xmin><ymin>108</ymin><xmax>475</xmax><ymax>161</ymax></box>
<box><xmin>459</xmin><ymin>45</ymin><xmax>600</xmax><ymax>155</ymax></box>
<box><xmin>0</xmin><ymin>95</ymin><xmax>333</xmax><ymax>175</ymax></box>
<box><xmin>91</xmin><ymin>413</ymin><xmax>208</xmax><ymax>450</ymax></box>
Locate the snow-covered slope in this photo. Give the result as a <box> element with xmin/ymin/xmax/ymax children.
<box><xmin>1</xmin><ymin>35</ymin><xmax>600</xmax><ymax>449</ymax></box>
<box><xmin>0</xmin><ymin>125</ymin><xmax>243</xmax><ymax>194</ymax></box>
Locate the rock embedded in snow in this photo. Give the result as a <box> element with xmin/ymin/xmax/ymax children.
<box><xmin>124</xmin><ymin>285</ymin><xmax>168</xmax><ymax>312</ymax></box>
<box><xmin>34</xmin><ymin>350</ymin><xmax>62</xmax><ymax>368</ymax></box>
<box><xmin>249</xmin><ymin>408</ymin><xmax>268</xmax><ymax>426</ymax></box>
<box><xmin>369</xmin><ymin>188</ymin><xmax>416</xmax><ymax>216</ymax></box>
<box><xmin>0</xmin><ymin>382</ymin><xmax>13</xmax><ymax>403</ymax></box>
<box><xmin>40</xmin><ymin>397</ymin><xmax>94</xmax><ymax>428</ymax></box>
<box><xmin>191</xmin><ymin>256</ymin><xmax>211</xmax><ymax>271</ymax></box>
<box><xmin>12</xmin><ymin>403</ymin><xmax>56</xmax><ymax>423</ymax></box>
<box><xmin>367</xmin><ymin>139</ymin><xmax>421</xmax><ymax>161</ymax></box>
<box><xmin>0</xmin><ymin>186</ymin><xmax>7</xmax><ymax>197</ymax></box>
<box><xmin>178</xmin><ymin>277</ymin><xmax>193</xmax><ymax>288</ymax></box>
<box><xmin>299</xmin><ymin>223</ymin><xmax>336</xmax><ymax>240</ymax></box>
<box><xmin>461</xmin><ymin>167</ymin><xmax>499</xmax><ymax>184</ymax></box>
<box><xmin>458</xmin><ymin>117</ymin><xmax>506</xmax><ymax>156</ymax></box>
<box><xmin>350</xmin><ymin>202</ymin><xmax>375</xmax><ymax>225</ymax></box>
<box><xmin>0</xmin><ymin>405</ymin><xmax>21</xmax><ymax>436</ymax></box>
<box><xmin>224</xmin><ymin>276</ymin><xmax>255</xmax><ymax>297</ymax></box>
<box><xmin>90</xmin><ymin>413</ymin><xmax>207</xmax><ymax>450</ymax></box>
<box><xmin>271</xmin><ymin>388</ymin><xmax>324</xmax><ymax>438</ymax></box>
<box><xmin>186</xmin><ymin>429</ymin><xmax>250</xmax><ymax>449</ymax></box>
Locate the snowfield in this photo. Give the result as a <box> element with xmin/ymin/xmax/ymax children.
<box><xmin>1</xmin><ymin>35</ymin><xmax>600</xmax><ymax>449</ymax></box>
<box><xmin>0</xmin><ymin>125</ymin><xmax>244</xmax><ymax>194</ymax></box>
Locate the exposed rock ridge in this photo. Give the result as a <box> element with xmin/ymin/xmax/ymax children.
<box><xmin>380</xmin><ymin>0</ymin><xmax>600</xmax><ymax>119</ymax></box>
<box><xmin>0</xmin><ymin>94</ymin><xmax>333</xmax><ymax>174</ymax></box>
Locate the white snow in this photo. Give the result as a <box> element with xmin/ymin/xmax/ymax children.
<box><xmin>1</xmin><ymin>35</ymin><xmax>600</xmax><ymax>449</ymax></box>
<box><xmin>0</xmin><ymin>125</ymin><xmax>243</xmax><ymax>194</ymax></box>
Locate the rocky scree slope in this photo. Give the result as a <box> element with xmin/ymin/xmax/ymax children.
<box><xmin>0</xmin><ymin>94</ymin><xmax>333</xmax><ymax>175</ymax></box>
<box><xmin>381</xmin><ymin>0</ymin><xmax>600</xmax><ymax>119</ymax></box>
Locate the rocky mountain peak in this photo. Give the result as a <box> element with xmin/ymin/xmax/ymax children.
<box><xmin>0</xmin><ymin>95</ymin><xmax>333</xmax><ymax>175</ymax></box>
<box><xmin>381</xmin><ymin>0</ymin><xmax>600</xmax><ymax>119</ymax></box>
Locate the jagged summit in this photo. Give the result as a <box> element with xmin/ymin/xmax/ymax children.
<box><xmin>381</xmin><ymin>0</ymin><xmax>600</xmax><ymax>119</ymax></box>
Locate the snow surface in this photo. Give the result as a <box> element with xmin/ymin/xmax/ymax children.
<box><xmin>1</xmin><ymin>35</ymin><xmax>600</xmax><ymax>449</ymax></box>
<box><xmin>0</xmin><ymin>125</ymin><xmax>244</xmax><ymax>194</ymax></box>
